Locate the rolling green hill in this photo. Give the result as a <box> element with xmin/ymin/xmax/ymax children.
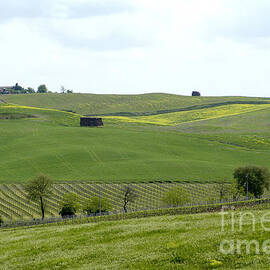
<box><xmin>1</xmin><ymin>208</ymin><xmax>269</xmax><ymax>269</ymax></box>
<box><xmin>2</xmin><ymin>93</ymin><xmax>270</xmax><ymax>115</ymax></box>
<box><xmin>1</xmin><ymin>102</ymin><xmax>270</xmax><ymax>183</ymax></box>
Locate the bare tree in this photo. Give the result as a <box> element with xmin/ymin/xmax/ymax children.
<box><xmin>122</xmin><ymin>185</ymin><xmax>137</xmax><ymax>213</ymax></box>
<box><xmin>24</xmin><ymin>175</ymin><xmax>52</xmax><ymax>220</ymax></box>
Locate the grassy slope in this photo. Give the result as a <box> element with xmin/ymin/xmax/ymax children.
<box><xmin>105</xmin><ymin>104</ymin><xmax>270</xmax><ymax>125</ymax></box>
<box><xmin>2</xmin><ymin>93</ymin><xmax>270</xmax><ymax>115</ymax></box>
<box><xmin>1</xmin><ymin>103</ymin><xmax>270</xmax><ymax>183</ymax></box>
<box><xmin>1</xmin><ymin>208</ymin><xmax>269</xmax><ymax>269</ymax></box>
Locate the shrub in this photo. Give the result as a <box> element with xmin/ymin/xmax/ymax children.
<box><xmin>162</xmin><ymin>187</ymin><xmax>191</xmax><ymax>207</ymax></box>
<box><xmin>59</xmin><ymin>193</ymin><xmax>80</xmax><ymax>218</ymax></box>
<box><xmin>234</xmin><ymin>166</ymin><xmax>270</xmax><ymax>198</ymax></box>
<box><xmin>82</xmin><ymin>197</ymin><xmax>112</xmax><ymax>215</ymax></box>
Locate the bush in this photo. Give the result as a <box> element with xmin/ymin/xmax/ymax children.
<box><xmin>82</xmin><ymin>197</ymin><xmax>112</xmax><ymax>215</ymax></box>
<box><xmin>59</xmin><ymin>193</ymin><xmax>80</xmax><ymax>218</ymax></box>
<box><xmin>37</xmin><ymin>84</ymin><xmax>48</xmax><ymax>93</ymax></box>
<box><xmin>234</xmin><ymin>166</ymin><xmax>270</xmax><ymax>197</ymax></box>
<box><xmin>162</xmin><ymin>187</ymin><xmax>191</xmax><ymax>207</ymax></box>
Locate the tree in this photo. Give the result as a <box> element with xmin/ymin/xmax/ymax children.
<box><xmin>121</xmin><ymin>185</ymin><xmax>137</xmax><ymax>213</ymax></box>
<box><xmin>59</xmin><ymin>193</ymin><xmax>80</xmax><ymax>218</ymax></box>
<box><xmin>162</xmin><ymin>187</ymin><xmax>191</xmax><ymax>207</ymax></box>
<box><xmin>82</xmin><ymin>197</ymin><xmax>112</xmax><ymax>215</ymax></box>
<box><xmin>37</xmin><ymin>84</ymin><xmax>48</xmax><ymax>93</ymax></box>
<box><xmin>60</xmin><ymin>86</ymin><xmax>66</xmax><ymax>94</ymax></box>
<box><xmin>61</xmin><ymin>86</ymin><xmax>73</xmax><ymax>94</ymax></box>
<box><xmin>234</xmin><ymin>166</ymin><xmax>270</xmax><ymax>198</ymax></box>
<box><xmin>27</xmin><ymin>87</ymin><xmax>35</xmax><ymax>93</ymax></box>
<box><xmin>0</xmin><ymin>215</ymin><xmax>3</xmax><ymax>224</ymax></box>
<box><xmin>13</xmin><ymin>83</ymin><xmax>24</xmax><ymax>91</ymax></box>
<box><xmin>24</xmin><ymin>175</ymin><xmax>52</xmax><ymax>220</ymax></box>
<box><xmin>12</xmin><ymin>83</ymin><xmax>26</xmax><ymax>94</ymax></box>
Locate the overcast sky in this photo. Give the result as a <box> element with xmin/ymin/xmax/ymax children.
<box><xmin>1</xmin><ymin>0</ymin><xmax>270</xmax><ymax>96</ymax></box>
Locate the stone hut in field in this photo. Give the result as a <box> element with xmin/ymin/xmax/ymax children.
<box><xmin>192</xmin><ymin>91</ymin><xmax>201</xmax><ymax>96</ymax></box>
<box><xmin>80</xmin><ymin>117</ymin><xmax>103</xmax><ymax>127</ymax></box>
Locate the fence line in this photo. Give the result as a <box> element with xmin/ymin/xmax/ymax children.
<box><xmin>1</xmin><ymin>196</ymin><xmax>270</xmax><ymax>229</ymax></box>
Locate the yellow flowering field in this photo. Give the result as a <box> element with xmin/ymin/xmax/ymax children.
<box><xmin>0</xmin><ymin>104</ymin><xmax>81</xmax><ymax>126</ymax></box>
<box><xmin>105</xmin><ymin>104</ymin><xmax>270</xmax><ymax>126</ymax></box>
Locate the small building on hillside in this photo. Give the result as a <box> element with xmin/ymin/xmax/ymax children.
<box><xmin>80</xmin><ymin>117</ymin><xmax>104</xmax><ymax>127</ymax></box>
<box><xmin>192</xmin><ymin>91</ymin><xmax>201</xmax><ymax>96</ymax></box>
<box><xmin>0</xmin><ymin>86</ymin><xmax>12</xmax><ymax>94</ymax></box>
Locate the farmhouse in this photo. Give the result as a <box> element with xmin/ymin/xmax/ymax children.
<box><xmin>80</xmin><ymin>117</ymin><xmax>104</xmax><ymax>127</ymax></box>
<box><xmin>0</xmin><ymin>86</ymin><xmax>12</xmax><ymax>94</ymax></box>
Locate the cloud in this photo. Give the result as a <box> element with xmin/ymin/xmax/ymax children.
<box><xmin>65</xmin><ymin>0</ymin><xmax>134</xmax><ymax>19</ymax></box>
<box><xmin>204</xmin><ymin>0</ymin><xmax>270</xmax><ymax>45</ymax></box>
<box><xmin>1</xmin><ymin>0</ymin><xmax>270</xmax><ymax>96</ymax></box>
<box><xmin>0</xmin><ymin>0</ymin><xmax>53</xmax><ymax>20</ymax></box>
<box><xmin>53</xmin><ymin>32</ymin><xmax>146</xmax><ymax>51</ymax></box>
<box><xmin>0</xmin><ymin>0</ymin><xmax>134</xmax><ymax>22</ymax></box>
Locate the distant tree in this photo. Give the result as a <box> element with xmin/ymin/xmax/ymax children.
<box><xmin>24</xmin><ymin>175</ymin><xmax>53</xmax><ymax>220</ymax></box>
<box><xmin>12</xmin><ymin>83</ymin><xmax>26</xmax><ymax>94</ymax></box>
<box><xmin>121</xmin><ymin>185</ymin><xmax>137</xmax><ymax>213</ymax></box>
<box><xmin>13</xmin><ymin>83</ymin><xmax>24</xmax><ymax>91</ymax></box>
<box><xmin>37</xmin><ymin>84</ymin><xmax>48</xmax><ymax>93</ymax></box>
<box><xmin>59</xmin><ymin>193</ymin><xmax>80</xmax><ymax>218</ymax></box>
<box><xmin>60</xmin><ymin>86</ymin><xmax>66</xmax><ymax>94</ymax></box>
<box><xmin>234</xmin><ymin>166</ymin><xmax>270</xmax><ymax>198</ymax></box>
<box><xmin>192</xmin><ymin>91</ymin><xmax>201</xmax><ymax>96</ymax></box>
<box><xmin>82</xmin><ymin>197</ymin><xmax>112</xmax><ymax>215</ymax></box>
<box><xmin>61</xmin><ymin>86</ymin><xmax>73</xmax><ymax>94</ymax></box>
<box><xmin>162</xmin><ymin>187</ymin><xmax>191</xmax><ymax>207</ymax></box>
<box><xmin>26</xmin><ymin>87</ymin><xmax>35</xmax><ymax>93</ymax></box>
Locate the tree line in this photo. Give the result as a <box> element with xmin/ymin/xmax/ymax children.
<box><xmin>0</xmin><ymin>83</ymin><xmax>73</xmax><ymax>94</ymax></box>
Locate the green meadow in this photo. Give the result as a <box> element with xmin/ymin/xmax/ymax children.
<box><xmin>2</xmin><ymin>93</ymin><xmax>270</xmax><ymax>269</ymax></box>
<box><xmin>1</xmin><ymin>94</ymin><xmax>270</xmax><ymax>183</ymax></box>
<box><xmin>1</xmin><ymin>207</ymin><xmax>270</xmax><ymax>269</ymax></box>
<box><xmin>2</xmin><ymin>92</ymin><xmax>270</xmax><ymax>115</ymax></box>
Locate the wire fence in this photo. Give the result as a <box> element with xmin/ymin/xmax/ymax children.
<box><xmin>1</xmin><ymin>196</ymin><xmax>270</xmax><ymax>229</ymax></box>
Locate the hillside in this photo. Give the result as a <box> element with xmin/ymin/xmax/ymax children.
<box><xmin>1</xmin><ymin>93</ymin><xmax>270</xmax><ymax>115</ymax></box>
<box><xmin>1</xmin><ymin>101</ymin><xmax>270</xmax><ymax>183</ymax></box>
<box><xmin>1</xmin><ymin>208</ymin><xmax>269</xmax><ymax>269</ymax></box>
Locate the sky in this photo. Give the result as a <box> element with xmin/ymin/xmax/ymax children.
<box><xmin>0</xmin><ymin>0</ymin><xmax>270</xmax><ymax>96</ymax></box>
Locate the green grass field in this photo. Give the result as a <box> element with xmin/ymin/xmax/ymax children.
<box><xmin>2</xmin><ymin>93</ymin><xmax>270</xmax><ymax>269</ymax></box>
<box><xmin>1</xmin><ymin>207</ymin><xmax>270</xmax><ymax>269</ymax></box>
<box><xmin>1</xmin><ymin>98</ymin><xmax>270</xmax><ymax>183</ymax></box>
<box><xmin>2</xmin><ymin>92</ymin><xmax>270</xmax><ymax>115</ymax></box>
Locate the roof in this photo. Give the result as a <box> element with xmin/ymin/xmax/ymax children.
<box><xmin>0</xmin><ymin>86</ymin><xmax>13</xmax><ymax>89</ymax></box>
